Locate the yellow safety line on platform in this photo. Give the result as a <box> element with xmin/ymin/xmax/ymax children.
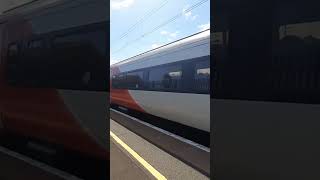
<box><xmin>110</xmin><ymin>131</ymin><xmax>167</xmax><ymax>180</ymax></box>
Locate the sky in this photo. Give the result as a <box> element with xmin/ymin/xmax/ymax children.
<box><xmin>110</xmin><ymin>0</ymin><xmax>210</xmax><ymax>65</ymax></box>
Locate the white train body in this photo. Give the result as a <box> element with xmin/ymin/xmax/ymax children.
<box><xmin>111</xmin><ymin>30</ymin><xmax>210</xmax><ymax>132</ymax></box>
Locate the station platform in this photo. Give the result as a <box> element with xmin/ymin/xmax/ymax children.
<box><xmin>0</xmin><ymin>146</ymin><xmax>80</xmax><ymax>180</ymax></box>
<box><xmin>110</xmin><ymin>119</ymin><xmax>209</xmax><ymax>180</ymax></box>
<box><xmin>0</xmin><ymin>111</ymin><xmax>209</xmax><ymax>180</ymax></box>
<box><xmin>110</xmin><ymin>139</ymin><xmax>153</xmax><ymax>180</ymax></box>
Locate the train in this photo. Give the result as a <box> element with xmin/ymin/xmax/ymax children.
<box><xmin>110</xmin><ymin>30</ymin><xmax>210</xmax><ymax>132</ymax></box>
<box><xmin>212</xmin><ymin>0</ymin><xmax>320</xmax><ymax>179</ymax></box>
<box><xmin>0</xmin><ymin>0</ymin><xmax>108</xmax><ymax>160</ymax></box>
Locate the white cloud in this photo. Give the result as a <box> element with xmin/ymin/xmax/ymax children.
<box><xmin>182</xmin><ymin>5</ymin><xmax>198</xmax><ymax>21</ymax></box>
<box><xmin>169</xmin><ymin>32</ymin><xmax>178</xmax><ymax>38</ymax></box>
<box><xmin>198</xmin><ymin>22</ymin><xmax>210</xmax><ymax>31</ymax></box>
<box><xmin>184</xmin><ymin>11</ymin><xmax>192</xmax><ymax>18</ymax></box>
<box><xmin>182</xmin><ymin>5</ymin><xmax>190</xmax><ymax>16</ymax></box>
<box><xmin>191</xmin><ymin>15</ymin><xmax>198</xmax><ymax>21</ymax></box>
<box><xmin>160</xmin><ymin>30</ymin><xmax>179</xmax><ymax>41</ymax></box>
<box><xmin>160</xmin><ymin>30</ymin><xmax>168</xmax><ymax>35</ymax></box>
<box><xmin>111</xmin><ymin>0</ymin><xmax>135</xmax><ymax>10</ymax></box>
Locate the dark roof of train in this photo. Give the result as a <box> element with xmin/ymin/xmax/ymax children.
<box><xmin>0</xmin><ymin>0</ymin><xmax>68</xmax><ymax>23</ymax></box>
<box><xmin>2</xmin><ymin>0</ymin><xmax>40</xmax><ymax>14</ymax></box>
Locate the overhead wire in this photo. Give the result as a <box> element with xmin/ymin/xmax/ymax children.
<box><xmin>111</xmin><ymin>0</ymin><xmax>209</xmax><ymax>55</ymax></box>
<box><xmin>111</xmin><ymin>0</ymin><xmax>169</xmax><ymax>43</ymax></box>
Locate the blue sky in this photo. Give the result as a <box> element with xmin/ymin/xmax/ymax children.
<box><xmin>110</xmin><ymin>0</ymin><xmax>210</xmax><ymax>65</ymax></box>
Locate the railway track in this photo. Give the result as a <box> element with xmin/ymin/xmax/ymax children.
<box><xmin>111</xmin><ymin>105</ymin><xmax>210</xmax><ymax>148</ymax></box>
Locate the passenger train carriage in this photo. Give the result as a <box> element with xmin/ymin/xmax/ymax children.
<box><xmin>213</xmin><ymin>0</ymin><xmax>320</xmax><ymax>179</ymax></box>
<box><xmin>0</xmin><ymin>0</ymin><xmax>108</xmax><ymax>159</ymax></box>
<box><xmin>111</xmin><ymin>30</ymin><xmax>210</xmax><ymax>132</ymax></box>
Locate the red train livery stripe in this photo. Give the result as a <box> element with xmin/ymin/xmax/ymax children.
<box><xmin>0</xmin><ymin>17</ymin><xmax>108</xmax><ymax>159</ymax></box>
<box><xmin>110</xmin><ymin>67</ymin><xmax>145</xmax><ymax>113</ymax></box>
<box><xmin>1</xmin><ymin>87</ymin><xmax>107</xmax><ymax>159</ymax></box>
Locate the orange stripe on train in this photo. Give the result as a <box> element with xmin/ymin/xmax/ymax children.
<box><xmin>110</xmin><ymin>66</ymin><xmax>145</xmax><ymax>113</ymax></box>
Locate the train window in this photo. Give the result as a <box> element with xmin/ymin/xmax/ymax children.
<box><xmin>197</xmin><ymin>68</ymin><xmax>210</xmax><ymax>77</ymax></box>
<box><xmin>169</xmin><ymin>71</ymin><xmax>182</xmax><ymax>77</ymax></box>
<box><xmin>126</xmin><ymin>71</ymin><xmax>144</xmax><ymax>89</ymax></box>
<box><xmin>111</xmin><ymin>75</ymin><xmax>118</xmax><ymax>88</ymax></box>
<box><xmin>112</xmin><ymin>73</ymin><xmax>127</xmax><ymax>89</ymax></box>
<box><xmin>6</xmin><ymin>43</ymin><xmax>22</xmax><ymax>85</ymax></box>
<box><xmin>49</xmin><ymin>28</ymin><xmax>107</xmax><ymax>91</ymax></box>
<box><xmin>148</xmin><ymin>64</ymin><xmax>182</xmax><ymax>91</ymax></box>
<box><xmin>195</xmin><ymin>62</ymin><xmax>210</xmax><ymax>77</ymax></box>
<box><xmin>194</xmin><ymin>59</ymin><xmax>210</xmax><ymax>93</ymax></box>
<box><xmin>213</xmin><ymin>0</ymin><xmax>320</xmax><ymax>103</ymax></box>
<box><xmin>28</xmin><ymin>39</ymin><xmax>43</xmax><ymax>49</ymax></box>
<box><xmin>7</xmin><ymin>39</ymin><xmax>52</xmax><ymax>87</ymax></box>
<box><xmin>53</xmin><ymin>30</ymin><xmax>106</xmax><ymax>56</ymax></box>
<box><xmin>8</xmin><ymin>43</ymin><xmax>18</xmax><ymax>57</ymax></box>
<box><xmin>197</xmin><ymin>68</ymin><xmax>210</xmax><ymax>75</ymax></box>
<box><xmin>5</xmin><ymin>24</ymin><xmax>108</xmax><ymax>91</ymax></box>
